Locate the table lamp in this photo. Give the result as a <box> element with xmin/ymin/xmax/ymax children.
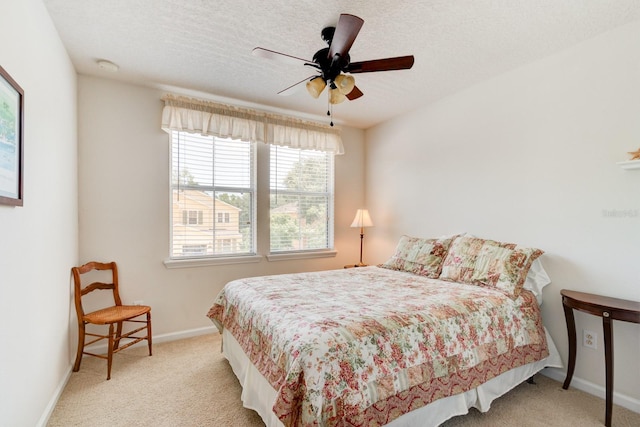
<box><xmin>350</xmin><ymin>208</ymin><xmax>373</xmax><ymax>267</ymax></box>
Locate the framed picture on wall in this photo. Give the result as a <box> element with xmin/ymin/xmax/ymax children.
<box><xmin>0</xmin><ymin>65</ymin><xmax>24</xmax><ymax>206</ymax></box>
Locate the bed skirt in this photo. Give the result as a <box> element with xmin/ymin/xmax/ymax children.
<box><xmin>221</xmin><ymin>328</ymin><xmax>562</xmax><ymax>427</ymax></box>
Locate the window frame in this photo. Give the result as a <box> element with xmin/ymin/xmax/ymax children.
<box><xmin>163</xmin><ymin>132</ymin><xmax>337</xmax><ymax>268</ymax></box>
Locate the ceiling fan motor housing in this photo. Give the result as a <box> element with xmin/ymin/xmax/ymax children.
<box><xmin>321</xmin><ymin>26</ymin><xmax>335</xmax><ymax>44</ymax></box>
<box><xmin>313</xmin><ymin>49</ymin><xmax>350</xmax><ymax>83</ymax></box>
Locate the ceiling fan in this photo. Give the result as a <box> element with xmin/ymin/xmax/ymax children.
<box><xmin>253</xmin><ymin>13</ymin><xmax>414</xmax><ymax>125</ymax></box>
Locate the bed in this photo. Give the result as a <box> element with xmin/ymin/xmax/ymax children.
<box><xmin>207</xmin><ymin>234</ymin><xmax>562</xmax><ymax>426</ymax></box>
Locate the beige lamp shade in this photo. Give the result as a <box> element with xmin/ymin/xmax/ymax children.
<box><xmin>350</xmin><ymin>209</ymin><xmax>373</xmax><ymax>228</ymax></box>
<box><xmin>306</xmin><ymin>77</ymin><xmax>326</xmax><ymax>98</ymax></box>
<box><xmin>334</xmin><ymin>74</ymin><xmax>355</xmax><ymax>95</ymax></box>
<box><xmin>329</xmin><ymin>86</ymin><xmax>346</xmax><ymax>104</ymax></box>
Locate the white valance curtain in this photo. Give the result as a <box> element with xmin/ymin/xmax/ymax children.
<box><xmin>161</xmin><ymin>94</ymin><xmax>344</xmax><ymax>155</ymax></box>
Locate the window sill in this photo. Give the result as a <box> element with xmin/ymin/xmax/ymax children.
<box><xmin>163</xmin><ymin>250</ymin><xmax>337</xmax><ymax>268</ymax></box>
<box><xmin>163</xmin><ymin>255</ymin><xmax>263</xmax><ymax>269</ymax></box>
<box><xmin>266</xmin><ymin>250</ymin><xmax>337</xmax><ymax>262</ymax></box>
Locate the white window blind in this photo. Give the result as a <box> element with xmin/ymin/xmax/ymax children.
<box><xmin>270</xmin><ymin>146</ymin><xmax>334</xmax><ymax>252</ymax></box>
<box><xmin>170</xmin><ymin>131</ymin><xmax>255</xmax><ymax>259</ymax></box>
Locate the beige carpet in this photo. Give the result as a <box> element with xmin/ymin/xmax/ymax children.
<box><xmin>48</xmin><ymin>333</ymin><xmax>640</xmax><ymax>427</ymax></box>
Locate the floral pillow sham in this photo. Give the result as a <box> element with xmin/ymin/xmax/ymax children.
<box><xmin>379</xmin><ymin>234</ymin><xmax>455</xmax><ymax>278</ymax></box>
<box><xmin>439</xmin><ymin>235</ymin><xmax>543</xmax><ymax>298</ymax></box>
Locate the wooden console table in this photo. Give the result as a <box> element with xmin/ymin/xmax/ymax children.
<box><xmin>561</xmin><ymin>289</ymin><xmax>640</xmax><ymax>427</ymax></box>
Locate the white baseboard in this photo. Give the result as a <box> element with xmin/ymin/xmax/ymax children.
<box><xmin>84</xmin><ymin>324</ymin><xmax>218</xmax><ymax>354</ymax></box>
<box><xmin>152</xmin><ymin>325</ymin><xmax>219</xmax><ymax>344</ymax></box>
<box><xmin>37</xmin><ymin>326</ymin><xmax>219</xmax><ymax>427</ymax></box>
<box><xmin>36</xmin><ymin>366</ymin><xmax>72</xmax><ymax>427</ymax></box>
<box><xmin>541</xmin><ymin>367</ymin><xmax>640</xmax><ymax>414</ymax></box>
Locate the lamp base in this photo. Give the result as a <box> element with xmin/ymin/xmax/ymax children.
<box><xmin>344</xmin><ymin>263</ymin><xmax>368</xmax><ymax>269</ymax></box>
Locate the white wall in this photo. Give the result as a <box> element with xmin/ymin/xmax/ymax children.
<box><xmin>77</xmin><ymin>75</ymin><xmax>366</xmax><ymax>337</ymax></box>
<box><xmin>366</xmin><ymin>20</ymin><xmax>640</xmax><ymax>409</ymax></box>
<box><xmin>0</xmin><ymin>0</ymin><xmax>78</xmax><ymax>426</ymax></box>
<box><xmin>7</xmin><ymin>1</ymin><xmax>636</xmax><ymax>423</ymax></box>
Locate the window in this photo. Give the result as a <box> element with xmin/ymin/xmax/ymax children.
<box><xmin>162</xmin><ymin>95</ymin><xmax>343</xmax><ymax>265</ymax></box>
<box><xmin>182</xmin><ymin>210</ymin><xmax>203</xmax><ymax>225</ymax></box>
<box><xmin>170</xmin><ymin>131</ymin><xmax>255</xmax><ymax>259</ymax></box>
<box><xmin>270</xmin><ymin>145</ymin><xmax>334</xmax><ymax>253</ymax></box>
<box><xmin>218</xmin><ymin>239</ymin><xmax>233</xmax><ymax>253</ymax></box>
<box><xmin>216</xmin><ymin>212</ymin><xmax>230</xmax><ymax>223</ymax></box>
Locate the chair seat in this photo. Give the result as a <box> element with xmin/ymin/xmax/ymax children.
<box><xmin>84</xmin><ymin>304</ymin><xmax>151</xmax><ymax>325</ymax></box>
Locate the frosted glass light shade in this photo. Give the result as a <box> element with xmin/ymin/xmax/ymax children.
<box><xmin>335</xmin><ymin>74</ymin><xmax>355</xmax><ymax>95</ymax></box>
<box><xmin>306</xmin><ymin>77</ymin><xmax>326</xmax><ymax>98</ymax></box>
<box><xmin>329</xmin><ymin>87</ymin><xmax>346</xmax><ymax>104</ymax></box>
<box><xmin>350</xmin><ymin>209</ymin><xmax>373</xmax><ymax>228</ymax></box>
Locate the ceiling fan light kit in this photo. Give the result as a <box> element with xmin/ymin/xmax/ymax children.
<box><xmin>254</xmin><ymin>13</ymin><xmax>414</xmax><ymax>125</ymax></box>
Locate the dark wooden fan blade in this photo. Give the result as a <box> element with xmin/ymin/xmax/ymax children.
<box><xmin>277</xmin><ymin>75</ymin><xmax>317</xmax><ymax>96</ymax></box>
<box><xmin>252</xmin><ymin>47</ymin><xmax>311</xmax><ymax>65</ymax></box>
<box><xmin>347</xmin><ymin>55</ymin><xmax>414</xmax><ymax>73</ymax></box>
<box><xmin>327</xmin><ymin>14</ymin><xmax>364</xmax><ymax>60</ymax></box>
<box><xmin>346</xmin><ymin>85</ymin><xmax>363</xmax><ymax>100</ymax></box>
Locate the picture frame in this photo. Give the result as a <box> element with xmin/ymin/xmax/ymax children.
<box><xmin>0</xmin><ymin>65</ymin><xmax>24</xmax><ymax>206</ymax></box>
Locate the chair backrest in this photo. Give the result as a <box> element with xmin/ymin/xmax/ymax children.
<box><xmin>71</xmin><ymin>261</ymin><xmax>123</xmax><ymax>318</ymax></box>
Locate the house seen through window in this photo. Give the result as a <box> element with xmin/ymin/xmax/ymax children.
<box><xmin>170</xmin><ymin>131</ymin><xmax>334</xmax><ymax>259</ymax></box>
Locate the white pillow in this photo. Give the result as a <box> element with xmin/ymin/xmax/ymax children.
<box><xmin>523</xmin><ymin>258</ymin><xmax>551</xmax><ymax>305</ymax></box>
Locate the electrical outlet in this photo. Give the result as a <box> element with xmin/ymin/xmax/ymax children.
<box><xmin>133</xmin><ymin>300</ymin><xmax>144</xmax><ymax>306</ymax></box>
<box><xmin>583</xmin><ymin>329</ymin><xmax>597</xmax><ymax>349</ymax></box>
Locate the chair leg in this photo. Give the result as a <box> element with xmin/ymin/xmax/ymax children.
<box><xmin>107</xmin><ymin>323</ymin><xmax>114</xmax><ymax>380</ymax></box>
<box><xmin>73</xmin><ymin>323</ymin><xmax>86</xmax><ymax>372</ymax></box>
<box><xmin>147</xmin><ymin>312</ymin><xmax>153</xmax><ymax>356</ymax></box>
<box><xmin>114</xmin><ymin>321</ymin><xmax>123</xmax><ymax>350</ymax></box>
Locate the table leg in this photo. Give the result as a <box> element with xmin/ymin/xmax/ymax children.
<box><xmin>562</xmin><ymin>302</ymin><xmax>577</xmax><ymax>390</ymax></box>
<box><xmin>603</xmin><ymin>315</ymin><xmax>613</xmax><ymax>427</ymax></box>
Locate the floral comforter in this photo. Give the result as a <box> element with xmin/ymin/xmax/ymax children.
<box><xmin>207</xmin><ymin>267</ymin><xmax>548</xmax><ymax>427</ymax></box>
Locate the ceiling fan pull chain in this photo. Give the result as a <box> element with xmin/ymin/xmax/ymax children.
<box><xmin>327</xmin><ymin>95</ymin><xmax>334</xmax><ymax>127</ymax></box>
<box><xmin>327</xmin><ymin>94</ymin><xmax>330</xmax><ymax>117</ymax></box>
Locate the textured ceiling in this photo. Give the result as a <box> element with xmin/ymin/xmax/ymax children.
<box><xmin>43</xmin><ymin>0</ymin><xmax>640</xmax><ymax>129</ymax></box>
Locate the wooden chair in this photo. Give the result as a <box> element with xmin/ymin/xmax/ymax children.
<box><xmin>71</xmin><ymin>261</ymin><xmax>152</xmax><ymax>380</ymax></box>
